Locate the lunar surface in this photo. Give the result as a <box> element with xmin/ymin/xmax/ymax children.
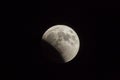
<box><xmin>42</xmin><ymin>25</ymin><xmax>80</xmax><ymax>63</ymax></box>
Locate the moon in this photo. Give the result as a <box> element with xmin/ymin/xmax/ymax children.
<box><xmin>42</xmin><ymin>25</ymin><xmax>80</xmax><ymax>63</ymax></box>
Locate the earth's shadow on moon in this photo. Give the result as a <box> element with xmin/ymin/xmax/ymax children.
<box><xmin>41</xmin><ymin>39</ymin><xmax>65</xmax><ymax>64</ymax></box>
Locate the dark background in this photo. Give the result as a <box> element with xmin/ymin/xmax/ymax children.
<box><xmin>31</xmin><ymin>9</ymin><xmax>96</xmax><ymax>64</ymax></box>
<box><xmin>22</xmin><ymin>8</ymin><xmax>119</xmax><ymax>80</ymax></box>
<box><xmin>23</xmin><ymin>7</ymin><xmax>97</xmax><ymax>79</ymax></box>
<box><xmin>1</xmin><ymin>2</ymin><xmax>120</xmax><ymax>80</ymax></box>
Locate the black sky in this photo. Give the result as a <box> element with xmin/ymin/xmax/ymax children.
<box><xmin>23</xmin><ymin>7</ymin><xmax>119</xmax><ymax>80</ymax></box>
<box><xmin>1</xmin><ymin>3</ymin><xmax>120</xmax><ymax>80</ymax></box>
<box><xmin>30</xmin><ymin>11</ymin><xmax>95</xmax><ymax>63</ymax></box>
<box><xmin>22</xmin><ymin>7</ymin><xmax>97</xmax><ymax>80</ymax></box>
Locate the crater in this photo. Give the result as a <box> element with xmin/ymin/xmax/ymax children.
<box><xmin>63</xmin><ymin>33</ymin><xmax>71</xmax><ymax>41</ymax></box>
<box><xmin>71</xmin><ymin>35</ymin><xmax>76</xmax><ymax>41</ymax></box>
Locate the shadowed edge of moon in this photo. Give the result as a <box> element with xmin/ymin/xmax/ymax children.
<box><xmin>41</xmin><ymin>39</ymin><xmax>66</xmax><ymax>63</ymax></box>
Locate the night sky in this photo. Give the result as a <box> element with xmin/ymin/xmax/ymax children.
<box><xmin>1</xmin><ymin>3</ymin><xmax>120</xmax><ymax>80</ymax></box>
<box><xmin>30</xmin><ymin>8</ymin><xmax>96</xmax><ymax>64</ymax></box>
<box><xmin>22</xmin><ymin>7</ymin><xmax>120</xmax><ymax>79</ymax></box>
<box><xmin>23</xmin><ymin>7</ymin><xmax>97</xmax><ymax>79</ymax></box>
<box><xmin>23</xmin><ymin>7</ymin><xmax>119</xmax><ymax>79</ymax></box>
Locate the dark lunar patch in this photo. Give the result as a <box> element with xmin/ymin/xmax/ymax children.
<box><xmin>54</xmin><ymin>31</ymin><xmax>65</xmax><ymax>48</ymax></box>
<box><xmin>55</xmin><ymin>38</ymin><xmax>62</xmax><ymax>47</ymax></box>
<box><xmin>58</xmin><ymin>37</ymin><xmax>62</xmax><ymax>41</ymax></box>
<box><xmin>57</xmin><ymin>32</ymin><xmax>64</xmax><ymax>44</ymax></box>
<box><xmin>55</xmin><ymin>38</ymin><xmax>61</xmax><ymax>48</ymax></box>
<box><xmin>70</xmin><ymin>42</ymin><xmax>74</xmax><ymax>45</ymax></box>
<box><xmin>58</xmin><ymin>31</ymin><xmax>65</xmax><ymax>38</ymax></box>
<box><xmin>67</xmin><ymin>39</ymin><xmax>71</xmax><ymax>43</ymax></box>
<box><xmin>57</xmin><ymin>31</ymin><xmax>72</xmax><ymax>42</ymax></box>
<box><xmin>63</xmin><ymin>33</ymin><xmax>71</xmax><ymax>41</ymax></box>
<box><xmin>71</xmin><ymin>35</ymin><xmax>76</xmax><ymax>41</ymax></box>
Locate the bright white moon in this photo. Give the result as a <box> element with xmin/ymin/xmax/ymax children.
<box><xmin>42</xmin><ymin>25</ymin><xmax>80</xmax><ymax>63</ymax></box>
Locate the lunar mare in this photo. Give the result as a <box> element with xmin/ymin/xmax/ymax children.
<box><xmin>42</xmin><ymin>25</ymin><xmax>80</xmax><ymax>63</ymax></box>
